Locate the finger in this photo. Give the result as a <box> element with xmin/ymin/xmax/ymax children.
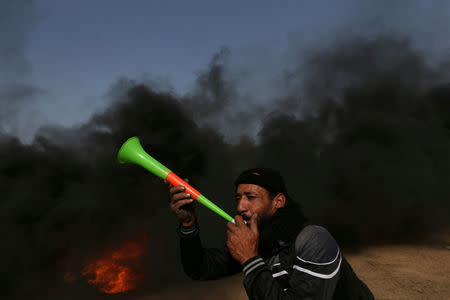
<box><xmin>226</xmin><ymin>230</ymin><xmax>235</xmax><ymax>242</ymax></box>
<box><xmin>169</xmin><ymin>185</ymin><xmax>185</xmax><ymax>195</ymax></box>
<box><xmin>234</xmin><ymin>215</ymin><xmax>245</xmax><ymax>228</ymax></box>
<box><xmin>184</xmin><ymin>178</ymin><xmax>189</xmax><ymax>183</ymax></box>
<box><xmin>172</xmin><ymin>198</ymin><xmax>194</xmax><ymax>210</ymax></box>
<box><xmin>250</xmin><ymin>213</ymin><xmax>258</xmax><ymax>233</ymax></box>
<box><xmin>165</xmin><ymin>179</ymin><xmax>174</xmax><ymax>188</ymax></box>
<box><xmin>226</xmin><ymin>240</ymin><xmax>232</xmax><ymax>249</ymax></box>
<box><xmin>172</xmin><ymin>192</ymin><xmax>191</xmax><ymax>202</ymax></box>
<box><xmin>226</xmin><ymin>221</ymin><xmax>237</xmax><ymax>232</ymax></box>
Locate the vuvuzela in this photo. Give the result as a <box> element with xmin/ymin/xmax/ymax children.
<box><xmin>117</xmin><ymin>137</ymin><xmax>237</xmax><ymax>224</ymax></box>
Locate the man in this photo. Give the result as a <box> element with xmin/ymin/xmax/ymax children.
<box><xmin>168</xmin><ymin>168</ymin><xmax>373</xmax><ymax>299</ymax></box>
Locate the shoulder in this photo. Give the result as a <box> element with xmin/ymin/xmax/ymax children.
<box><xmin>288</xmin><ymin>225</ymin><xmax>342</xmax><ymax>280</ymax></box>
<box><xmin>294</xmin><ymin>225</ymin><xmax>339</xmax><ymax>264</ymax></box>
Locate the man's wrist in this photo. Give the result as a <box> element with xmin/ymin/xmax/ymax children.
<box><xmin>177</xmin><ymin>218</ymin><xmax>199</xmax><ymax>237</ymax></box>
<box><xmin>239</xmin><ymin>253</ymin><xmax>259</xmax><ymax>265</ymax></box>
<box><xmin>181</xmin><ymin>220</ymin><xmax>195</xmax><ymax>227</ymax></box>
<box><xmin>181</xmin><ymin>216</ymin><xmax>196</xmax><ymax>227</ymax></box>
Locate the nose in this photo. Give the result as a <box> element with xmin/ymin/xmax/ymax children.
<box><xmin>237</xmin><ymin>197</ymin><xmax>248</xmax><ymax>215</ymax></box>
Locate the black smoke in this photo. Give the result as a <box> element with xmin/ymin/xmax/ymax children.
<box><xmin>1</xmin><ymin>35</ymin><xmax>450</xmax><ymax>299</ymax></box>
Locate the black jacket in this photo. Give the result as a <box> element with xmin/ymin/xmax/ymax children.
<box><xmin>177</xmin><ymin>202</ymin><xmax>353</xmax><ymax>299</ymax></box>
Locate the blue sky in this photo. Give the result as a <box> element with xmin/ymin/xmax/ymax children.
<box><xmin>2</xmin><ymin>0</ymin><xmax>450</xmax><ymax>140</ymax></box>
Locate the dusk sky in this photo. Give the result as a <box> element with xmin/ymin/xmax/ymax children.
<box><xmin>2</xmin><ymin>0</ymin><xmax>450</xmax><ymax>140</ymax></box>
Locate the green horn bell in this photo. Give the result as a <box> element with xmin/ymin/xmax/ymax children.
<box><xmin>117</xmin><ymin>136</ymin><xmax>171</xmax><ymax>180</ymax></box>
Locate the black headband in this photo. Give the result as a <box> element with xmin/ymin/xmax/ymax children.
<box><xmin>234</xmin><ymin>168</ymin><xmax>288</xmax><ymax>195</ymax></box>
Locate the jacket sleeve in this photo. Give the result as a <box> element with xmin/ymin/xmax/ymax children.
<box><xmin>177</xmin><ymin>220</ymin><xmax>241</xmax><ymax>280</ymax></box>
<box><xmin>242</xmin><ymin>225</ymin><xmax>341</xmax><ymax>300</ymax></box>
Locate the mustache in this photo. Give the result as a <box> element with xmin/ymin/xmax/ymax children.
<box><xmin>239</xmin><ymin>213</ymin><xmax>251</xmax><ymax>221</ymax></box>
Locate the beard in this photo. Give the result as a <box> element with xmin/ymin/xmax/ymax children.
<box><xmin>256</xmin><ymin>211</ymin><xmax>272</xmax><ymax>231</ymax></box>
<box><xmin>239</xmin><ymin>210</ymin><xmax>271</xmax><ymax>229</ymax></box>
<box><xmin>255</xmin><ymin>211</ymin><xmax>279</xmax><ymax>257</ymax></box>
<box><xmin>254</xmin><ymin>200</ymin><xmax>308</xmax><ymax>259</ymax></box>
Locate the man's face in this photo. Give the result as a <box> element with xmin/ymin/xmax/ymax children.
<box><xmin>235</xmin><ymin>184</ymin><xmax>277</xmax><ymax>227</ymax></box>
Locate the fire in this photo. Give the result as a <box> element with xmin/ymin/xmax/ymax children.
<box><xmin>82</xmin><ymin>235</ymin><xmax>148</xmax><ymax>294</ymax></box>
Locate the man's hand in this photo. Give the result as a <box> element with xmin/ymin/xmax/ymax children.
<box><xmin>226</xmin><ymin>214</ymin><xmax>259</xmax><ymax>264</ymax></box>
<box><xmin>166</xmin><ymin>178</ymin><xmax>196</xmax><ymax>226</ymax></box>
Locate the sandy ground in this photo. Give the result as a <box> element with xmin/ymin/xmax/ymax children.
<box><xmin>142</xmin><ymin>235</ymin><xmax>450</xmax><ymax>300</ymax></box>
<box><xmin>344</xmin><ymin>243</ymin><xmax>450</xmax><ymax>300</ymax></box>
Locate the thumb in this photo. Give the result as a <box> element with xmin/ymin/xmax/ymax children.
<box><xmin>250</xmin><ymin>214</ymin><xmax>258</xmax><ymax>233</ymax></box>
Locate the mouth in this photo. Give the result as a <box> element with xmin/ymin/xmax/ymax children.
<box><xmin>240</xmin><ymin>214</ymin><xmax>251</xmax><ymax>222</ymax></box>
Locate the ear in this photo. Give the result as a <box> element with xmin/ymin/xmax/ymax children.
<box><xmin>273</xmin><ymin>193</ymin><xmax>286</xmax><ymax>209</ymax></box>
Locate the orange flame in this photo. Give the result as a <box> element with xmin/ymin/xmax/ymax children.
<box><xmin>82</xmin><ymin>235</ymin><xmax>148</xmax><ymax>294</ymax></box>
